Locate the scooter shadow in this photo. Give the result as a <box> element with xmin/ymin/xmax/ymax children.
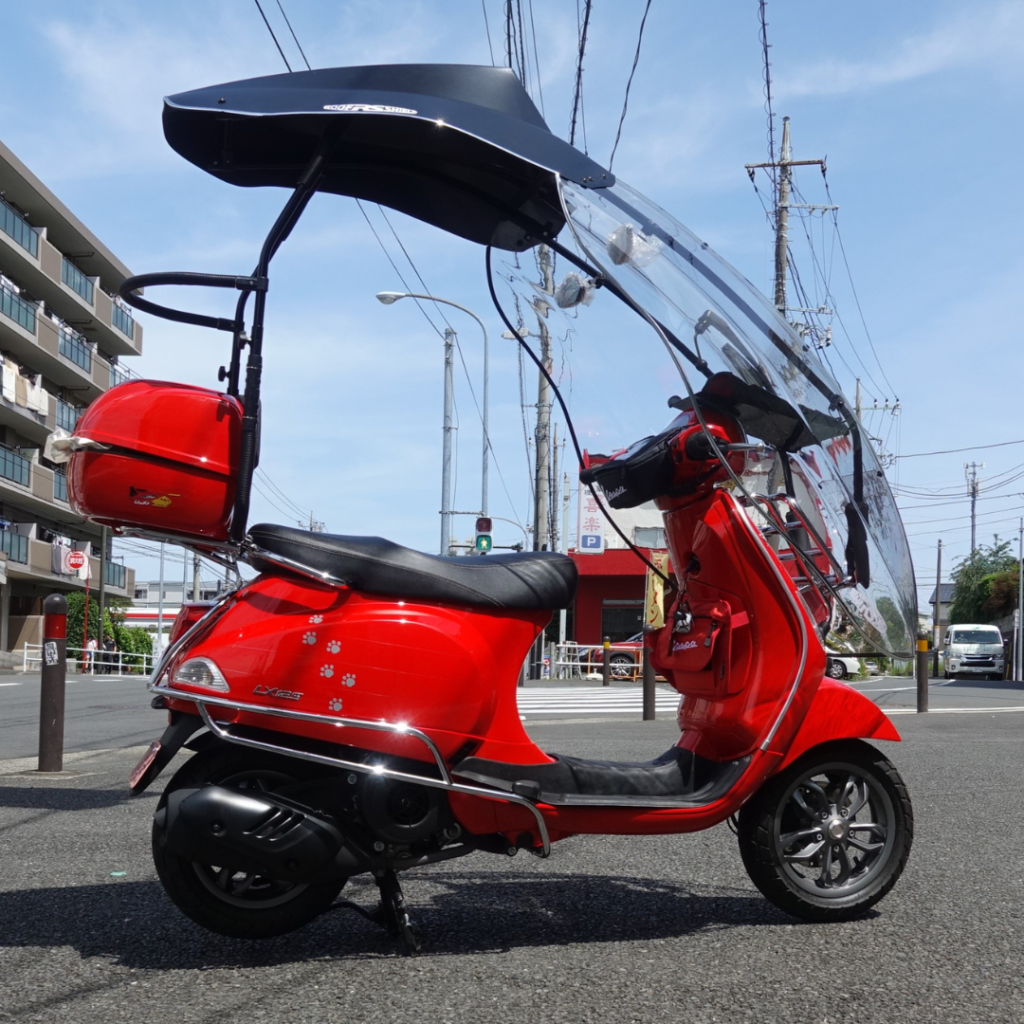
<box><xmin>0</xmin><ymin>870</ymin><xmax>800</xmax><ymax>968</ymax></box>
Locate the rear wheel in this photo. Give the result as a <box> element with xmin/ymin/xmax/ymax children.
<box><xmin>152</xmin><ymin>747</ymin><xmax>346</xmax><ymax>938</ymax></box>
<box><xmin>738</xmin><ymin>740</ymin><xmax>912</xmax><ymax>922</ymax></box>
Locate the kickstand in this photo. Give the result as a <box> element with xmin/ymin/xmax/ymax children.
<box><xmin>372</xmin><ymin>869</ymin><xmax>421</xmax><ymax>954</ymax></box>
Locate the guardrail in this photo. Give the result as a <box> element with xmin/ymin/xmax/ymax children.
<box><xmin>551</xmin><ymin>641</ymin><xmax>646</xmax><ymax>681</ymax></box>
<box><xmin>23</xmin><ymin>642</ymin><xmax>154</xmax><ymax>676</ymax></box>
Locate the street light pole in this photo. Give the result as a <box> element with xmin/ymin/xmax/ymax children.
<box><xmin>376</xmin><ymin>291</ymin><xmax>491</xmax><ymax>521</ymax></box>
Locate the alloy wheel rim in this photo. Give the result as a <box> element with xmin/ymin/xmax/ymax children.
<box><xmin>773</xmin><ymin>761</ymin><xmax>896</xmax><ymax>898</ymax></box>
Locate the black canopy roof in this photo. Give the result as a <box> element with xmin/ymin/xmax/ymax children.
<box><xmin>163</xmin><ymin>64</ymin><xmax>614</xmax><ymax>251</ymax></box>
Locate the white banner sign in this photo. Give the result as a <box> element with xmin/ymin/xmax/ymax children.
<box><xmin>577</xmin><ymin>479</ymin><xmax>605</xmax><ymax>553</ymax></box>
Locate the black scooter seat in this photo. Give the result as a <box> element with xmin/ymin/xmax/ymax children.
<box><xmin>453</xmin><ymin>748</ymin><xmax>750</xmax><ymax>808</ymax></box>
<box><xmin>248</xmin><ymin>523</ymin><xmax>578</xmax><ymax>610</ymax></box>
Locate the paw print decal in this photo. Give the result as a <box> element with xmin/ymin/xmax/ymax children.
<box><xmin>308</xmin><ymin>615</ymin><xmax>323</xmax><ymax>624</ymax></box>
<box><xmin>326</xmin><ymin>640</ymin><xmax>341</xmax><ymax>654</ymax></box>
<box><xmin>341</xmin><ymin>673</ymin><xmax>356</xmax><ymax>688</ymax></box>
<box><xmin>302</xmin><ymin>632</ymin><xmax>317</xmax><ymax>645</ymax></box>
<box><xmin>327</xmin><ymin>697</ymin><xmax>343</xmax><ymax>712</ymax></box>
<box><xmin>320</xmin><ymin>665</ymin><xmax>335</xmax><ymax>679</ymax></box>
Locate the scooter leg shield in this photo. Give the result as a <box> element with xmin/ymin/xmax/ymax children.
<box><xmin>157</xmin><ymin>785</ymin><xmax>364</xmax><ymax>883</ymax></box>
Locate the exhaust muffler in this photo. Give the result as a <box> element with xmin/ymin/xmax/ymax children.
<box><xmin>157</xmin><ymin>785</ymin><xmax>367</xmax><ymax>882</ymax></box>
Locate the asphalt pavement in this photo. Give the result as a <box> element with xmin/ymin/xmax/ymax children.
<box><xmin>1</xmin><ymin>674</ymin><xmax>1023</xmax><ymax>1022</ymax></box>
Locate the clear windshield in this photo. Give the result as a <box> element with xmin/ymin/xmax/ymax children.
<box><xmin>950</xmin><ymin>630</ymin><xmax>1001</xmax><ymax>645</ymax></box>
<box><xmin>519</xmin><ymin>177</ymin><xmax>918</xmax><ymax>658</ymax></box>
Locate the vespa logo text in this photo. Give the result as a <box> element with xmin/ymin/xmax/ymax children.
<box><xmin>672</xmin><ymin>639</ymin><xmax>699</xmax><ymax>653</ymax></box>
<box><xmin>253</xmin><ymin>685</ymin><xmax>303</xmax><ymax>701</ymax></box>
<box><xmin>323</xmin><ymin>103</ymin><xmax>417</xmax><ymax>115</ymax></box>
<box><xmin>603</xmin><ymin>485</ymin><xmax>628</xmax><ymax>500</ymax></box>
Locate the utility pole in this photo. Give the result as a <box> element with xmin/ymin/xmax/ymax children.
<box><xmin>558</xmin><ymin>471</ymin><xmax>571</xmax><ymax>649</ymax></box>
<box><xmin>549</xmin><ymin>424</ymin><xmax>561</xmax><ymax>554</ymax></box>
<box><xmin>965</xmin><ymin>462</ymin><xmax>982</xmax><ymax>555</ymax></box>
<box><xmin>440</xmin><ymin>327</ymin><xmax>455</xmax><ymax>556</ymax></box>
<box><xmin>855</xmin><ymin>378</ymin><xmax>862</xmax><ymax>421</ymax></box>
<box><xmin>932</xmin><ymin>539</ymin><xmax>942</xmax><ymax>677</ymax></box>
<box><xmin>745</xmin><ymin>116</ymin><xmax>833</xmax><ymax>320</ymax></box>
<box><xmin>773</xmin><ymin>116</ymin><xmax>792</xmax><ymax>312</ymax></box>
<box><xmin>531</xmin><ymin>245</ymin><xmax>554</xmax><ymax>553</ymax></box>
<box><xmin>192</xmin><ymin>553</ymin><xmax>202</xmax><ymax>603</ymax></box>
<box><xmin>1017</xmin><ymin>519</ymin><xmax>1023</xmax><ymax>682</ymax></box>
<box><xmin>528</xmin><ymin>245</ymin><xmax>555</xmax><ymax>679</ymax></box>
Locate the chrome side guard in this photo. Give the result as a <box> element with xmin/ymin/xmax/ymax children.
<box><xmin>146</xmin><ymin>682</ymin><xmax>552</xmax><ymax>856</ymax></box>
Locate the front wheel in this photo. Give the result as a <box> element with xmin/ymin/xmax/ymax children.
<box><xmin>738</xmin><ymin>740</ymin><xmax>912</xmax><ymax>922</ymax></box>
<box><xmin>152</xmin><ymin>747</ymin><xmax>346</xmax><ymax>938</ymax></box>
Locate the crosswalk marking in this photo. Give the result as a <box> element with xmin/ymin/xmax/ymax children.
<box><xmin>517</xmin><ymin>686</ymin><xmax>680</xmax><ymax>717</ymax></box>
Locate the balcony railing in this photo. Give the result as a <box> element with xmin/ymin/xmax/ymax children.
<box><xmin>0</xmin><ymin>198</ymin><xmax>39</xmax><ymax>258</ymax></box>
<box><xmin>109</xmin><ymin>361</ymin><xmax>132</xmax><ymax>388</ymax></box>
<box><xmin>54</xmin><ymin>469</ymin><xmax>68</xmax><ymax>503</ymax></box>
<box><xmin>0</xmin><ymin>444</ymin><xmax>30</xmax><ymax>487</ymax></box>
<box><xmin>56</xmin><ymin>400</ymin><xmax>79</xmax><ymax>432</ymax></box>
<box><xmin>104</xmin><ymin>560</ymin><xmax>126</xmax><ymax>589</ymax></box>
<box><xmin>111</xmin><ymin>302</ymin><xmax>134</xmax><ymax>339</ymax></box>
<box><xmin>58</xmin><ymin>326</ymin><xmax>92</xmax><ymax>372</ymax></box>
<box><xmin>61</xmin><ymin>257</ymin><xmax>94</xmax><ymax>305</ymax></box>
<box><xmin>0</xmin><ymin>531</ymin><xmax>28</xmax><ymax>564</ymax></box>
<box><xmin>0</xmin><ymin>283</ymin><xmax>36</xmax><ymax>334</ymax></box>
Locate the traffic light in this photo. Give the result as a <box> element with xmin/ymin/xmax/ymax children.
<box><xmin>474</xmin><ymin>516</ymin><xmax>493</xmax><ymax>553</ymax></box>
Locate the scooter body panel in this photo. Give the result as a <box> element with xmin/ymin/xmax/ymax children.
<box><xmin>164</xmin><ymin>573</ymin><xmax>553</xmax><ymax>764</ymax></box>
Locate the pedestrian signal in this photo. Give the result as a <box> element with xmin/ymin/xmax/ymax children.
<box><xmin>475</xmin><ymin>517</ymin><xmax>492</xmax><ymax>553</ymax></box>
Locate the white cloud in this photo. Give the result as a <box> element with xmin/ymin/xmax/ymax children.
<box><xmin>779</xmin><ymin>2</ymin><xmax>1024</xmax><ymax>99</ymax></box>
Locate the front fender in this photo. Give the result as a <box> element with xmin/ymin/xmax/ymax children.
<box><xmin>775</xmin><ymin>677</ymin><xmax>900</xmax><ymax>772</ymax></box>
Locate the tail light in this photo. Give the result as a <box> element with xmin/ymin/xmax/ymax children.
<box><xmin>169</xmin><ymin>601</ymin><xmax>216</xmax><ymax>644</ymax></box>
<box><xmin>171</xmin><ymin>656</ymin><xmax>229</xmax><ymax>692</ymax></box>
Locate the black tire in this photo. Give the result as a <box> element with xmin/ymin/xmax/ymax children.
<box><xmin>738</xmin><ymin>740</ymin><xmax>912</xmax><ymax>922</ymax></box>
<box><xmin>826</xmin><ymin>659</ymin><xmax>847</xmax><ymax>680</ymax></box>
<box><xmin>152</xmin><ymin>747</ymin><xmax>346</xmax><ymax>939</ymax></box>
<box><xmin>609</xmin><ymin>654</ymin><xmax>635</xmax><ymax>680</ymax></box>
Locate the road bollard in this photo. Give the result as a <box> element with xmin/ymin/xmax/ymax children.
<box><xmin>601</xmin><ymin>637</ymin><xmax>611</xmax><ymax>687</ymax></box>
<box><xmin>916</xmin><ymin>632</ymin><xmax>929</xmax><ymax>714</ymax></box>
<box><xmin>642</xmin><ymin>645</ymin><xmax>656</xmax><ymax>720</ymax></box>
<box><xmin>38</xmin><ymin>593</ymin><xmax>68</xmax><ymax>772</ymax></box>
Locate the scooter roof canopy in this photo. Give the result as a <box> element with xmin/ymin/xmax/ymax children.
<box><xmin>163</xmin><ymin>64</ymin><xmax>614</xmax><ymax>251</ymax></box>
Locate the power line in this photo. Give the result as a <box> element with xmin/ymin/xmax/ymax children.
<box><xmin>608</xmin><ymin>0</ymin><xmax>653</xmax><ymax>172</ymax></box>
<box><xmin>897</xmin><ymin>437</ymin><xmax>1024</xmax><ymax>460</ymax></box>
<box><xmin>481</xmin><ymin>0</ymin><xmax>496</xmax><ymax>65</ymax></box>
<box><xmin>252</xmin><ymin>0</ymin><xmax>292</xmax><ymax>71</ymax></box>
<box><xmin>274</xmin><ymin>0</ymin><xmax>310</xmax><ymax>70</ymax></box>
<box><xmin>569</xmin><ymin>0</ymin><xmax>593</xmax><ymax>150</ymax></box>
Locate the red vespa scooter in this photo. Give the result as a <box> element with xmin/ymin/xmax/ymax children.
<box><xmin>53</xmin><ymin>64</ymin><xmax>915</xmax><ymax>950</ymax></box>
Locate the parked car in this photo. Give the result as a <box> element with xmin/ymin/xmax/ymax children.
<box><xmin>590</xmin><ymin>633</ymin><xmax>644</xmax><ymax>679</ymax></box>
<box><xmin>825</xmin><ymin>651</ymin><xmax>861</xmax><ymax>680</ymax></box>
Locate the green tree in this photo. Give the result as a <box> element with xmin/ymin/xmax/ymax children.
<box><xmin>949</xmin><ymin>539</ymin><xmax>1017</xmax><ymax>624</ymax></box>
<box><xmin>66</xmin><ymin>592</ymin><xmax>152</xmax><ymax>671</ymax></box>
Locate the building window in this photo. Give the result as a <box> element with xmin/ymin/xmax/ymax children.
<box><xmin>634</xmin><ymin>527</ymin><xmax>665</xmax><ymax>548</ymax></box>
<box><xmin>61</xmin><ymin>256</ymin><xmax>94</xmax><ymax>305</ymax></box>
<box><xmin>0</xmin><ymin>197</ymin><xmax>39</xmax><ymax>257</ymax></box>
<box><xmin>58</xmin><ymin>326</ymin><xmax>92</xmax><ymax>372</ymax></box>
<box><xmin>0</xmin><ymin>281</ymin><xmax>36</xmax><ymax>334</ymax></box>
<box><xmin>600</xmin><ymin>599</ymin><xmax>644</xmax><ymax>643</ymax></box>
<box><xmin>0</xmin><ymin>444</ymin><xmax>30</xmax><ymax>487</ymax></box>
<box><xmin>56</xmin><ymin>399</ymin><xmax>79</xmax><ymax>432</ymax></box>
<box><xmin>111</xmin><ymin>302</ymin><xmax>134</xmax><ymax>339</ymax></box>
<box><xmin>0</xmin><ymin>531</ymin><xmax>28</xmax><ymax>564</ymax></box>
<box><xmin>54</xmin><ymin>468</ymin><xmax>68</xmax><ymax>503</ymax></box>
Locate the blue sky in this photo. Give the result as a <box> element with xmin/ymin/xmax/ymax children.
<box><xmin>1</xmin><ymin>0</ymin><xmax>1022</xmax><ymax>605</ymax></box>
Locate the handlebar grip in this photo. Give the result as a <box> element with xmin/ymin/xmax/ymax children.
<box><xmin>117</xmin><ymin>271</ymin><xmax>267</xmax><ymax>333</ymax></box>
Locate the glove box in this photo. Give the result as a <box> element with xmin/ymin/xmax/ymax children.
<box><xmin>67</xmin><ymin>380</ymin><xmax>243</xmax><ymax>542</ymax></box>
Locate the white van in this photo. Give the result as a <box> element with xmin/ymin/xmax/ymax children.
<box><xmin>942</xmin><ymin>624</ymin><xmax>1004</xmax><ymax>681</ymax></box>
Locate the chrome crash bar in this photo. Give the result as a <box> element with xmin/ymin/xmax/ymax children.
<box><xmin>147</xmin><ymin>681</ymin><xmax>552</xmax><ymax>856</ymax></box>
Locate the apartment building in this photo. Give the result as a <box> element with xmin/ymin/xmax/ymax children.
<box><xmin>0</xmin><ymin>137</ymin><xmax>140</xmax><ymax>657</ymax></box>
